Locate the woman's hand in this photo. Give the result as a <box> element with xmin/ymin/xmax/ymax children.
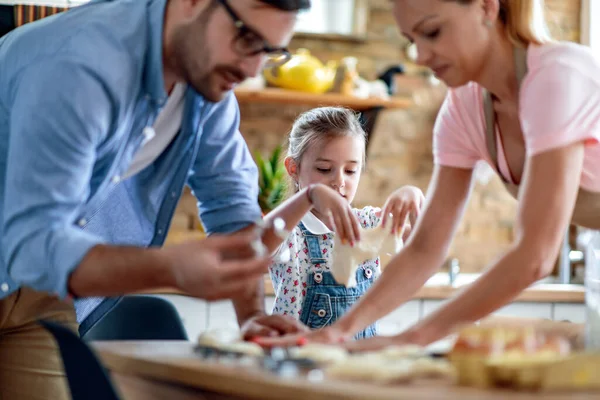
<box><xmin>309</xmin><ymin>184</ymin><xmax>361</xmax><ymax>245</ymax></box>
<box><xmin>342</xmin><ymin>328</ymin><xmax>424</xmax><ymax>353</ymax></box>
<box><xmin>252</xmin><ymin>325</ymin><xmax>352</xmax><ymax>348</ymax></box>
<box><xmin>380</xmin><ymin>185</ymin><xmax>425</xmax><ymax>237</ymax></box>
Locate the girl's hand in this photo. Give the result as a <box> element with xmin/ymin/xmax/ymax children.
<box><xmin>381</xmin><ymin>185</ymin><xmax>425</xmax><ymax>237</ymax></box>
<box><xmin>309</xmin><ymin>184</ymin><xmax>361</xmax><ymax>245</ymax></box>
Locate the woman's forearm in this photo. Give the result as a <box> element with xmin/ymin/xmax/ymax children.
<box><xmin>332</xmin><ymin>166</ymin><xmax>475</xmax><ymax>338</ymax></box>
<box><xmin>411</xmin><ymin>244</ymin><xmax>551</xmax><ymax>345</ymax></box>
<box><xmin>335</xmin><ymin>240</ymin><xmax>448</xmax><ymax>336</ymax></box>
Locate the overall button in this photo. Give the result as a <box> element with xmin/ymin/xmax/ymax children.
<box><xmin>77</xmin><ymin>218</ymin><xmax>87</xmax><ymax>227</ymax></box>
<box><xmin>364</xmin><ymin>268</ymin><xmax>373</xmax><ymax>279</ymax></box>
<box><xmin>1</xmin><ymin>282</ymin><xmax>9</xmax><ymax>292</ymax></box>
<box><xmin>317</xmin><ymin>309</ymin><xmax>327</xmax><ymax>318</ymax></box>
<box><xmin>314</xmin><ymin>272</ymin><xmax>323</xmax><ymax>283</ymax></box>
<box><xmin>143</xmin><ymin>127</ymin><xmax>156</xmax><ymax>142</ymax></box>
<box><xmin>111</xmin><ymin>175</ymin><xmax>121</xmax><ymax>184</ymax></box>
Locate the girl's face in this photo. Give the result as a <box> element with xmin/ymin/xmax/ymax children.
<box><xmin>290</xmin><ymin>135</ymin><xmax>364</xmax><ymax>205</ymax></box>
<box><xmin>394</xmin><ymin>0</ymin><xmax>495</xmax><ymax>88</ymax></box>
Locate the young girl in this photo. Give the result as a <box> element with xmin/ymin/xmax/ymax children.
<box><xmin>260</xmin><ymin>107</ymin><xmax>424</xmax><ymax>340</ymax></box>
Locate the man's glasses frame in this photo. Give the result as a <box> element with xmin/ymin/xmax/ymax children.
<box><xmin>216</xmin><ymin>0</ymin><xmax>292</xmax><ymax>68</ymax></box>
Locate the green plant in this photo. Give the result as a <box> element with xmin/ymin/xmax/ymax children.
<box><xmin>256</xmin><ymin>145</ymin><xmax>287</xmax><ymax>214</ymax></box>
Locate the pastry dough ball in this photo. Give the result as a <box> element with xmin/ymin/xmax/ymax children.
<box><xmin>288</xmin><ymin>343</ymin><xmax>348</xmax><ymax>364</ymax></box>
<box><xmin>219</xmin><ymin>341</ymin><xmax>265</xmax><ymax>357</ymax></box>
<box><xmin>197</xmin><ymin>329</ymin><xmax>241</xmax><ymax>346</ymax></box>
<box><xmin>412</xmin><ymin>358</ymin><xmax>457</xmax><ymax>379</ymax></box>
<box><xmin>376</xmin><ymin>345</ymin><xmax>426</xmax><ymax>359</ymax></box>
<box><xmin>326</xmin><ymin>358</ymin><xmax>415</xmax><ymax>384</ymax></box>
<box><xmin>197</xmin><ymin>329</ymin><xmax>265</xmax><ymax>356</ymax></box>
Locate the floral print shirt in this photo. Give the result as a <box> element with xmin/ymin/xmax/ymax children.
<box><xmin>269</xmin><ymin>206</ymin><xmax>381</xmax><ymax>318</ymax></box>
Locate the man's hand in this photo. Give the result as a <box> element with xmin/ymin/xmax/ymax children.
<box><xmin>161</xmin><ymin>234</ymin><xmax>270</xmax><ymax>301</ymax></box>
<box><xmin>240</xmin><ymin>314</ymin><xmax>309</xmax><ymax>340</ymax></box>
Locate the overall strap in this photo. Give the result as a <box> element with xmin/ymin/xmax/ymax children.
<box><xmin>298</xmin><ymin>222</ymin><xmax>326</xmax><ymax>265</ymax></box>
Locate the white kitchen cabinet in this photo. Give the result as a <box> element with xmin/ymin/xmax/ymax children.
<box><xmin>421</xmin><ymin>299</ymin><xmax>448</xmax><ymax>317</ymax></box>
<box><xmin>553</xmin><ymin>303</ymin><xmax>586</xmax><ymax>323</ymax></box>
<box><xmin>206</xmin><ymin>300</ymin><xmax>240</xmax><ymax>332</ymax></box>
<box><xmin>265</xmin><ymin>296</ymin><xmax>275</xmax><ymax>314</ymax></box>
<box><xmin>377</xmin><ymin>300</ymin><xmax>421</xmax><ymax>336</ymax></box>
<box><xmin>155</xmin><ymin>296</ymin><xmax>277</xmax><ymax>341</ymax></box>
<box><xmin>422</xmin><ymin>299</ymin><xmax>553</xmax><ymax>320</ymax></box>
<box><xmin>494</xmin><ymin>302</ymin><xmax>553</xmax><ymax>320</ymax></box>
<box><xmin>156</xmin><ymin>293</ymin><xmax>581</xmax><ymax>343</ymax></box>
<box><xmin>151</xmin><ymin>294</ymin><xmax>208</xmax><ymax>341</ymax></box>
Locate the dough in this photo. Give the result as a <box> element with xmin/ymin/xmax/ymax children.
<box><xmin>197</xmin><ymin>329</ymin><xmax>241</xmax><ymax>347</ymax></box>
<box><xmin>197</xmin><ymin>329</ymin><xmax>264</xmax><ymax>356</ymax></box>
<box><xmin>288</xmin><ymin>343</ymin><xmax>348</xmax><ymax>364</ymax></box>
<box><xmin>219</xmin><ymin>341</ymin><xmax>264</xmax><ymax>357</ymax></box>
<box><xmin>326</xmin><ymin>343</ymin><xmax>455</xmax><ymax>384</ymax></box>
<box><xmin>325</xmin><ymin>358</ymin><xmax>415</xmax><ymax>384</ymax></box>
<box><xmin>411</xmin><ymin>358</ymin><xmax>456</xmax><ymax>379</ymax></box>
<box><xmin>371</xmin><ymin>344</ymin><xmax>426</xmax><ymax>360</ymax></box>
<box><xmin>327</xmin><ymin>355</ymin><xmax>455</xmax><ymax>384</ymax></box>
<box><xmin>331</xmin><ymin>221</ymin><xmax>403</xmax><ymax>287</ymax></box>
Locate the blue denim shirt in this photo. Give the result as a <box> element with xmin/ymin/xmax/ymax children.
<box><xmin>0</xmin><ymin>0</ymin><xmax>261</xmax><ymax>320</ymax></box>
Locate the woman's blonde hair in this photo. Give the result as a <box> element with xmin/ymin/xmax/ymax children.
<box><xmin>451</xmin><ymin>0</ymin><xmax>553</xmax><ymax>47</ymax></box>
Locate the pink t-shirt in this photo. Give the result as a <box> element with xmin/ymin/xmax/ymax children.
<box><xmin>433</xmin><ymin>41</ymin><xmax>600</xmax><ymax>192</ymax></box>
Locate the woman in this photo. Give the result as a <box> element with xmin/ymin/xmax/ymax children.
<box><xmin>257</xmin><ymin>0</ymin><xmax>600</xmax><ymax>350</ymax></box>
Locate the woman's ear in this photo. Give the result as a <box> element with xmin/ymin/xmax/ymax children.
<box><xmin>481</xmin><ymin>0</ymin><xmax>501</xmax><ymax>26</ymax></box>
<box><xmin>284</xmin><ymin>157</ymin><xmax>298</xmax><ymax>181</ymax></box>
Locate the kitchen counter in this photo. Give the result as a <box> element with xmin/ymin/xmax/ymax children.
<box><xmin>141</xmin><ymin>273</ymin><xmax>586</xmax><ymax>303</ymax></box>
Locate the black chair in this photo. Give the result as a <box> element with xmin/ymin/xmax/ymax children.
<box><xmin>82</xmin><ymin>295</ymin><xmax>188</xmax><ymax>341</ymax></box>
<box><xmin>0</xmin><ymin>5</ymin><xmax>14</xmax><ymax>38</ymax></box>
<box><xmin>39</xmin><ymin>319</ymin><xmax>121</xmax><ymax>400</ymax></box>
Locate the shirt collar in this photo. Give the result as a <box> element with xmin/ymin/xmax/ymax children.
<box><xmin>143</xmin><ymin>0</ymin><xmax>169</xmax><ymax>107</ymax></box>
<box><xmin>301</xmin><ymin>211</ymin><xmax>331</xmax><ymax>235</ymax></box>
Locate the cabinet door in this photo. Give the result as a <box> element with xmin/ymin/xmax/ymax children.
<box><xmin>422</xmin><ymin>299</ymin><xmax>553</xmax><ymax>320</ymax></box>
<box><xmin>494</xmin><ymin>303</ymin><xmax>553</xmax><ymax>320</ymax></box>
<box><xmin>206</xmin><ymin>300</ymin><xmax>240</xmax><ymax>332</ymax></box>
<box><xmin>265</xmin><ymin>296</ymin><xmax>275</xmax><ymax>314</ymax></box>
<box><xmin>553</xmin><ymin>303</ymin><xmax>586</xmax><ymax>323</ymax></box>
<box><xmin>151</xmin><ymin>294</ymin><xmax>208</xmax><ymax>341</ymax></box>
<box><xmin>377</xmin><ymin>300</ymin><xmax>421</xmax><ymax>336</ymax></box>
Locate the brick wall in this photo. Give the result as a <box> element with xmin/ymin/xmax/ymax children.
<box><xmin>171</xmin><ymin>0</ymin><xmax>582</xmax><ymax>273</ymax></box>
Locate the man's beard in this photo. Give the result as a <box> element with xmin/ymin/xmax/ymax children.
<box><xmin>169</xmin><ymin>8</ymin><xmax>246</xmax><ymax>102</ymax></box>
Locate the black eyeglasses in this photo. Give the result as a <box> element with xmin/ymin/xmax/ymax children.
<box><xmin>216</xmin><ymin>0</ymin><xmax>291</xmax><ymax>67</ymax></box>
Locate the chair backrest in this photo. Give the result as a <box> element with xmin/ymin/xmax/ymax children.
<box><xmin>82</xmin><ymin>295</ymin><xmax>189</xmax><ymax>341</ymax></box>
<box><xmin>0</xmin><ymin>3</ymin><xmax>68</xmax><ymax>38</ymax></box>
<box><xmin>38</xmin><ymin>319</ymin><xmax>121</xmax><ymax>400</ymax></box>
<box><xmin>0</xmin><ymin>5</ymin><xmax>15</xmax><ymax>37</ymax></box>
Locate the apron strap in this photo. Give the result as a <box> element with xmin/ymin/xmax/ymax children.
<box><xmin>483</xmin><ymin>46</ymin><xmax>528</xmax><ymax>184</ymax></box>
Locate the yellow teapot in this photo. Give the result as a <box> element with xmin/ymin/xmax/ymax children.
<box><xmin>263</xmin><ymin>48</ymin><xmax>337</xmax><ymax>94</ymax></box>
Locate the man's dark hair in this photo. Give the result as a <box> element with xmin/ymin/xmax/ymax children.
<box><xmin>258</xmin><ymin>0</ymin><xmax>311</xmax><ymax>11</ymax></box>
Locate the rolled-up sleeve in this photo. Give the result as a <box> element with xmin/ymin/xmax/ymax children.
<box><xmin>3</xmin><ymin>60</ymin><xmax>111</xmax><ymax>298</ymax></box>
<box><xmin>188</xmin><ymin>92</ymin><xmax>261</xmax><ymax>234</ymax></box>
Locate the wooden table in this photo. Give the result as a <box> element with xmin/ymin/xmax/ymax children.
<box><xmin>94</xmin><ymin>334</ymin><xmax>596</xmax><ymax>400</ymax></box>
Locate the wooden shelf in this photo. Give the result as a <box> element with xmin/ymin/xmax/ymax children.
<box><xmin>234</xmin><ymin>88</ymin><xmax>412</xmax><ymax>111</ymax></box>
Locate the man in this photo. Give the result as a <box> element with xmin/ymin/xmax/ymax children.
<box><xmin>0</xmin><ymin>0</ymin><xmax>310</xmax><ymax>398</ymax></box>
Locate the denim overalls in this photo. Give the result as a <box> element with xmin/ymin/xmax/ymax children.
<box><xmin>297</xmin><ymin>223</ymin><xmax>378</xmax><ymax>340</ymax></box>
